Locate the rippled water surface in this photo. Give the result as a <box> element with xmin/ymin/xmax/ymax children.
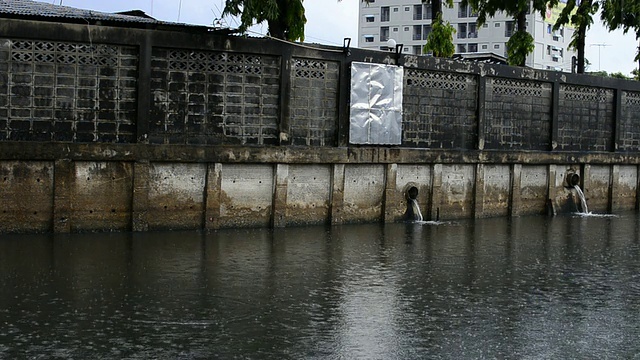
<box><xmin>2</xmin><ymin>213</ymin><xmax>640</xmax><ymax>359</ymax></box>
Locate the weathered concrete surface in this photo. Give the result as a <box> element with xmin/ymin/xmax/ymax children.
<box><xmin>611</xmin><ymin>165</ymin><xmax>637</xmax><ymax>211</ymax></box>
<box><xmin>147</xmin><ymin>163</ymin><xmax>206</xmax><ymax>230</ymax></box>
<box><xmin>218</xmin><ymin>164</ymin><xmax>273</xmax><ymax>228</ymax></box>
<box><xmin>70</xmin><ymin>162</ymin><xmax>133</xmax><ymax>232</ymax></box>
<box><xmin>583</xmin><ymin>165</ymin><xmax>611</xmax><ymax>213</ymax></box>
<box><xmin>284</xmin><ymin>165</ymin><xmax>331</xmax><ymax>226</ymax></box>
<box><xmin>0</xmin><ymin>157</ymin><xmax>637</xmax><ymax>233</ymax></box>
<box><xmin>439</xmin><ymin>164</ymin><xmax>475</xmax><ymax>220</ymax></box>
<box><xmin>476</xmin><ymin>164</ymin><xmax>510</xmax><ymax>218</ymax></box>
<box><xmin>342</xmin><ymin>165</ymin><xmax>385</xmax><ymax>224</ymax></box>
<box><xmin>516</xmin><ymin>165</ymin><xmax>548</xmax><ymax>216</ymax></box>
<box><xmin>0</xmin><ymin>161</ymin><xmax>53</xmax><ymax>233</ymax></box>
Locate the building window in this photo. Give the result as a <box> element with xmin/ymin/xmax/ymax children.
<box><xmin>505</xmin><ymin>21</ymin><xmax>515</xmax><ymax>37</ymax></box>
<box><xmin>547</xmin><ymin>45</ymin><xmax>551</xmax><ymax>55</ymax></box>
<box><xmin>366</xmin><ymin>15</ymin><xmax>375</xmax><ymax>22</ymax></box>
<box><xmin>547</xmin><ymin>24</ymin><xmax>552</xmax><ymax>34</ymax></box>
<box><xmin>459</xmin><ymin>3</ymin><xmax>468</xmax><ymax>18</ymax></box>
<box><xmin>404</xmin><ymin>26</ymin><xmax>409</xmax><ymax>31</ymax></box>
<box><xmin>423</xmin><ymin>25</ymin><xmax>432</xmax><ymax>40</ymax></box>
<box><xmin>380</xmin><ymin>26</ymin><xmax>390</xmax><ymax>41</ymax></box>
<box><xmin>381</xmin><ymin>7</ymin><xmax>390</xmax><ymax>22</ymax></box>
<box><xmin>413</xmin><ymin>5</ymin><xmax>422</xmax><ymax>20</ymax></box>
<box><xmin>365</xmin><ymin>36</ymin><xmax>374</xmax><ymax>43</ymax></box>
<box><xmin>413</xmin><ymin>45</ymin><xmax>422</xmax><ymax>55</ymax></box>
<box><xmin>458</xmin><ymin>23</ymin><xmax>467</xmax><ymax>39</ymax></box>
<box><xmin>495</xmin><ymin>22</ymin><xmax>501</xmax><ymax>27</ymax></box>
<box><xmin>424</xmin><ymin>5</ymin><xmax>432</xmax><ymax>19</ymax></box>
<box><xmin>468</xmin><ymin>22</ymin><xmax>477</xmax><ymax>38</ymax></box>
<box><xmin>469</xmin><ymin>43</ymin><xmax>478</xmax><ymax>53</ymax></box>
<box><xmin>483</xmin><ymin>23</ymin><xmax>488</xmax><ymax>28</ymax></box>
<box><xmin>393</xmin><ymin>27</ymin><xmax>398</xmax><ymax>32</ymax></box>
<box><xmin>405</xmin><ymin>6</ymin><xmax>410</xmax><ymax>11</ymax></box>
<box><xmin>458</xmin><ymin>44</ymin><xmax>467</xmax><ymax>53</ymax></box>
<box><xmin>481</xmin><ymin>44</ymin><xmax>488</xmax><ymax>50</ymax></box>
<box><xmin>393</xmin><ymin>7</ymin><xmax>399</xmax><ymax>12</ymax></box>
<box><xmin>413</xmin><ymin>25</ymin><xmax>422</xmax><ymax>40</ymax></box>
<box><xmin>494</xmin><ymin>44</ymin><xmax>500</xmax><ymax>49</ymax></box>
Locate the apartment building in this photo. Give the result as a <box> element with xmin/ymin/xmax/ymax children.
<box><xmin>358</xmin><ymin>0</ymin><xmax>576</xmax><ymax>71</ymax></box>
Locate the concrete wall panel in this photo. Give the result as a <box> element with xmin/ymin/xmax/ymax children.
<box><xmin>285</xmin><ymin>165</ymin><xmax>331</xmax><ymax>225</ymax></box>
<box><xmin>219</xmin><ymin>164</ymin><xmax>273</xmax><ymax>228</ymax></box>
<box><xmin>71</xmin><ymin>162</ymin><xmax>133</xmax><ymax>232</ymax></box>
<box><xmin>148</xmin><ymin>163</ymin><xmax>206</xmax><ymax>230</ymax></box>
<box><xmin>395</xmin><ymin>165</ymin><xmax>431</xmax><ymax>221</ymax></box>
<box><xmin>440</xmin><ymin>164</ymin><xmax>475</xmax><ymax>219</ymax></box>
<box><xmin>0</xmin><ymin>161</ymin><xmax>53</xmax><ymax>232</ymax></box>
<box><xmin>612</xmin><ymin>165</ymin><xmax>637</xmax><ymax>211</ymax></box>
<box><xmin>482</xmin><ymin>165</ymin><xmax>510</xmax><ymax>218</ymax></box>
<box><xmin>343</xmin><ymin>165</ymin><xmax>385</xmax><ymax>223</ymax></box>
<box><xmin>519</xmin><ymin>165</ymin><xmax>548</xmax><ymax>215</ymax></box>
<box><xmin>585</xmin><ymin>165</ymin><xmax>611</xmax><ymax>213</ymax></box>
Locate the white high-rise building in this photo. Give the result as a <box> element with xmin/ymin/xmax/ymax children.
<box><xmin>358</xmin><ymin>0</ymin><xmax>576</xmax><ymax>71</ymax></box>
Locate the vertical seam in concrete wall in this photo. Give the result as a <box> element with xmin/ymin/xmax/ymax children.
<box><xmin>547</xmin><ymin>164</ymin><xmax>557</xmax><ymax>215</ymax></box>
<box><xmin>53</xmin><ymin>159</ymin><xmax>73</xmax><ymax>233</ymax></box>
<box><xmin>510</xmin><ymin>164</ymin><xmax>522</xmax><ymax>217</ymax></box>
<box><xmin>383</xmin><ymin>163</ymin><xmax>398</xmax><ymax>223</ymax></box>
<box><xmin>272</xmin><ymin>164</ymin><xmax>289</xmax><ymax>227</ymax></box>
<box><xmin>610</xmin><ymin>164</ymin><xmax>618</xmax><ymax>213</ymax></box>
<box><xmin>132</xmin><ymin>161</ymin><xmax>150</xmax><ymax>232</ymax></box>
<box><xmin>205</xmin><ymin>163</ymin><xmax>222</xmax><ymax>231</ymax></box>
<box><xmin>136</xmin><ymin>33</ymin><xmax>152</xmax><ymax>143</ymax></box>
<box><xmin>430</xmin><ymin>164</ymin><xmax>442</xmax><ymax>221</ymax></box>
<box><xmin>330</xmin><ymin>164</ymin><xmax>346</xmax><ymax>225</ymax></box>
<box><xmin>474</xmin><ymin>163</ymin><xmax>485</xmax><ymax>218</ymax></box>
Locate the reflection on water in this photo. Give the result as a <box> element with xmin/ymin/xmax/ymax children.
<box><xmin>2</xmin><ymin>213</ymin><xmax>640</xmax><ymax>359</ymax></box>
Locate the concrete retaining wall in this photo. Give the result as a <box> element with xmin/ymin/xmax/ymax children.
<box><xmin>3</xmin><ymin>146</ymin><xmax>639</xmax><ymax>233</ymax></box>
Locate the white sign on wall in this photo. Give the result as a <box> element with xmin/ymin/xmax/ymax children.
<box><xmin>349</xmin><ymin>62</ymin><xmax>403</xmax><ymax>145</ymax></box>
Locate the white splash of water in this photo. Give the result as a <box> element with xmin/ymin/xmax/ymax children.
<box><xmin>573</xmin><ymin>185</ymin><xmax>589</xmax><ymax>214</ymax></box>
<box><xmin>409</xmin><ymin>198</ymin><xmax>423</xmax><ymax>222</ymax></box>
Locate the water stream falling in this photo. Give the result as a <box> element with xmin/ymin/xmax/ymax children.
<box><xmin>574</xmin><ymin>185</ymin><xmax>589</xmax><ymax>214</ymax></box>
<box><xmin>409</xmin><ymin>198</ymin><xmax>423</xmax><ymax>221</ymax></box>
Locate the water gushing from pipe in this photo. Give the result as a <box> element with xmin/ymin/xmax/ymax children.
<box><xmin>574</xmin><ymin>185</ymin><xmax>589</xmax><ymax>214</ymax></box>
<box><xmin>409</xmin><ymin>198</ymin><xmax>423</xmax><ymax>221</ymax></box>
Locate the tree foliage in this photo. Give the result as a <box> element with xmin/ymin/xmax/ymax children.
<box><xmin>549</xmin><ymin>0</ymin><xmax>599</xmax><ymax>73</ymax></box>
<box><xmin>601</xmin><ymin>0</ymin><xmax>640</xmax><ymax>65</ymax></box>
<box><xmin>422</xmin><ymin>0</ymin><xmax>455</xmax><ymax>57</ymax></box>
<box><xmin>506</xmin><ymin>31</ymin><xmax>535</xmax><ymax>66</ymax></box>
<box><xmin>424</xmin><ymin>14</ymin><xmax>456</xmax><ymax>57</ymax></box>
<box><xmin>462</xmin><ymin>0</ymin><xmax>549</xmax><ymax>66</ymax></box>
<box><xmin>222</xmin><ymin>0</ymin><xmax>306</xmax><ymax>41</ymax></box>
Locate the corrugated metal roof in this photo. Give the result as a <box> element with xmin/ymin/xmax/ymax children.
<box><xmin>0</xmin><ymin>0</ymin><xmax>205</xmax><ymax>29</ymax></box>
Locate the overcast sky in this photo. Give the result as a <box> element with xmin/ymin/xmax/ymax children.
<box><xmin>37</xmin><ymin>0</ymin><xmax>639</xmax><ymax>76</ymax></box>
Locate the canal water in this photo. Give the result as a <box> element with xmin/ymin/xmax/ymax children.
<box><xmin>1</xmin><ymin>213</ymin><xmax>640</xmax><ymax>359</ymax></box>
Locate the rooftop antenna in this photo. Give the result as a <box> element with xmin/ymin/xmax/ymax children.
<box><xmin>178</xmin><ymin>0</ymin><xmax>183</xmax><ymax>22</ymax></box>
<box><xmin>590</xmin><ymin>43</ymin><xmax>611</xmax><ymax>71</ymax></box>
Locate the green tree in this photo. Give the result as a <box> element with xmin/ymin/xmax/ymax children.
<box><xmin>601</xmin><ymin>0</ymin><xmax>640</xmax><ymax>69</ymax></box>
<box><xmin>423</xmin><ymin>14</ymin><xmax>456</xmax><ymax>57</ymax></box>
<box><xmin>222</xmin><ymin>0</ymin><xmax>306</xmax><ymax>41</ymax></box>
<box><xmin>632</xmin><ymin>68</ymin><xmax>640</xmax><ymax>80</ymax></box>
<box><xmin>463</xmin><ymin>0</ymin><xmax>550</xmax><ymax>66</ymax></box>
<box><xmin>423</xmin><ymin>0</ymin><xmax>455</xmax><ymax>57</ymax></box>
<box><xmin>549</xmin><ymin>0</ymin><xmax>599</xmax><ymax>73</ymax></box>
